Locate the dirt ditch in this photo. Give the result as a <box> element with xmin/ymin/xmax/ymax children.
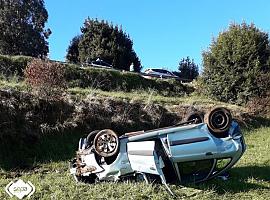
<box><xmin>0</xmin><ymin>89</ymin><xmax>251</xmax><ymax>170</ymax></box>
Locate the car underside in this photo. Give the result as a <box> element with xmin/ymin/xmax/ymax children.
<box><xmin>70</xmin><ymin>107</ymin><xmax>246</xmax><ymax>195</ymax></box>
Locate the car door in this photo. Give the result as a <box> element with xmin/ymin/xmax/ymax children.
<box><xmin>166</xmin><ymin>124</ymin><xmax>218</xmax><ymax>163</ymax></box>
<box><xmin>127</xmin><ymin>141</ymin><xmax>163</xmax><ymax>176</ymax></box>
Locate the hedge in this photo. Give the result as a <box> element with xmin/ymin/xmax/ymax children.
<box><xmin>65</xmin><ymin>64</ymin><xmax>193</xmax><ymax>96</ymax></box>
<box><xmin>0</xmin><ymin>55</ymin><xmax>194</xmax><ymax>96</ymax></box>
<box><xmin>0</xmin><ymin>55</ymin><xmax>33</xmax><ymax>77</ymax></box>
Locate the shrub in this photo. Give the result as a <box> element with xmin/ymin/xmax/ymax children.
<box><xmin>0</xmin><ymin>55</ymin><xmax>32</xmax><ymax>77</ymax></box>
<box><xmin>202</xmin><ymin>22</ymin><xmax>270</xmax><ymax>104</ymax></box>
<box><xmin>24</xmin><ymin>59</ymin><xmax>66</xmax><ymax>99</ymax></box>
<box><xmin>247</xmin><ymin>94</ymin><xmax>270</xmax><ymax>117</ymax></box>
<box><xmin>246</xmin><ymin>73</ymin><xmax>270</xmax><ymax>116</ymax></box>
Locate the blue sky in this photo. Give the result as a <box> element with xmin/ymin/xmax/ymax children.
<box><xmin>44</xmin><ymin>0</ymin><xmax>270</xmax><ymax>71</ymax></box>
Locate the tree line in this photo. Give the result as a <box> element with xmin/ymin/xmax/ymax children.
<box><xmin>0</xmin><ymin>0</ymin><xmax>269</xmax><ymax>104</ymax></box>
<box><xmin>0</xmin><ymin>0</ymin><xmax>198</xmax><ymax>76</ymax></box>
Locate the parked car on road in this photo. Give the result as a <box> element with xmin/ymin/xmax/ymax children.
<box><xmin>70</xmin><ymin>107</ymin><xmax>246</xmax><ymax>195</ymax></box>
<box><xmin>90</xmin><ymin>58</ymin><xmax>112</xmax><ymax>68</ymax></box>
<box><xmin>142</xmin><ymin>68</ymin><xmax>179</xmax><ymax>79</ymax></box>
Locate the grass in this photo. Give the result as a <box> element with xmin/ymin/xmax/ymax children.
<box><xmin>0</xmin><ymin>76</ymin><xmax>244</xmax><ymax>109</ymax></box>
<box><xmin>68</xmin><ymin>87</ymin><xmax>244</xmax><ymax>109</ymax></box>
<box><xmin>0</xmin><ymin>75</ymin><xmax>28</xmax><ymax>91</ymax></box>
<box><xmin>0</xmin><ymin>125</ymin><xmax>269</xmax><ymax>199</ymax></box>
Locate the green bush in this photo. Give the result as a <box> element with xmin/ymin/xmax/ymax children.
<box><xmin>202</xmin><ymin>22</ymin><xmax>270</xmax><ymax>104</ymax></box>
<box><xmin>65</xmin><ymin>64</ymin><xmax>193</xmax><ymax>96</ymax></box>
<box><xmin>0</xmin><ymin>55</ymin><xmax>32</xmax><ymax>77</ymax></box>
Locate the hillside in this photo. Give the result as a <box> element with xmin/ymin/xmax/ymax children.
<box><xmin>0</xmin><ymin>56</ymin><xmax>269</xmax><ymax>199</ymax></box>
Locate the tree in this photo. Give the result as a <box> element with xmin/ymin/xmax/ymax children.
<box><xmin>177</xmin><ymin>57</ymin><xmax>199</xmax><ymax>80</ymax></box>
<box><xmin>66</xmin><ymin>35</ymin><xmax>81</xmax><ymax>64</ymax></box>
<box><xmin>0</xmin><ymin>0</ymin><xmax>51</xmax><ymax>57</ymax></box>
<box><xmin>202</xmin><ymin>22</ymin><xmax>270</xmax><ymax>104</ymax></box>
<box><xmin>66</xmin><ymin>18</ymin><xmax>142</xmax><ymax>72</ymax></box>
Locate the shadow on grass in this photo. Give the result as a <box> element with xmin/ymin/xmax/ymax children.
<box><xmin>243</xmin><ymin>116</ymin><xmax>270</xmax><ymax>130</ymax></box>
<box><xmin>194</xmin><ymin>165</ymin><xmax>270</xmax><ymax>194</ymax></box>
<box><xmin>0</xmin><ymin>131</ymin><xmax>85</xmax><ymax>171</ymax></box>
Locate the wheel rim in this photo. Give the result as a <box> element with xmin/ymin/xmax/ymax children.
<box><xmin>94</xmin><ymin>130</ymin><xmax>119</xmax><ymax>157</ymax></box>
<box><xmin>96</xmin><ymin>134</ymin><xmax>117</xmax><ymax>153</ymax></box>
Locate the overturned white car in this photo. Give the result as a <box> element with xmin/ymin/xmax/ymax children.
<box><xmin>70</xmin><ymin>107</ymin><xmax>246</xmax><ymax>191</ymax></box>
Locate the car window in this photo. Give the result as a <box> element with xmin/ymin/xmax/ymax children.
<box><xmin>152</xmin><ymin>69</ymin><xmax>160</xmax><ymax>73</ymax></box>
<box><xmin>152</xmin><ymin>69</ymin><xmax>169</xmax><ymax>74</ymax></box>
<box><xmin>92</xmin><ymin>59</ymin><xmax>111</xmax><ymax>67</ymax></box>
<box><xmin>177</xmin><ymin>159</ymin><xmax>214</xmax><ymax>183</ymax></box>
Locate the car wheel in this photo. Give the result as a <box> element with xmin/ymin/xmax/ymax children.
<box><xmin>93</xmin><ymin>129</ymin><xmax>119</xmax><ymax>157</ymax></box>
<box><xmin>205</xmin><ymin>107</ymin><xmax>232</xmax><ymax>137</ymax></box>
<box><xmin>86</xmin><ymin>130</ymin><xmax>100</xmax><ymax>148</ymax></box>
<box><xmin>185</xmin><ymin>111</ymin><xmax>204</xmax><ymax>124</ymax></box>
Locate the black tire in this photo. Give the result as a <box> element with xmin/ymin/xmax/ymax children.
<box><xmin>93</xmin><ymin>129</ymin><xmax>119</xmax><ymax>158</ymax></box>
<box><xmin>205</xmin><ymin>107</ymin><xmax>232</xmax><ymax>137</ymax></box>
<box><xmin>185</xmin><ymin>111</ymin><xmax>204</xmax><ymax>124</ymax></box>
<box><xmin>86</xmin><ymin>130</ymin><xmax>100</xmax><ymax>148</ymax></box>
